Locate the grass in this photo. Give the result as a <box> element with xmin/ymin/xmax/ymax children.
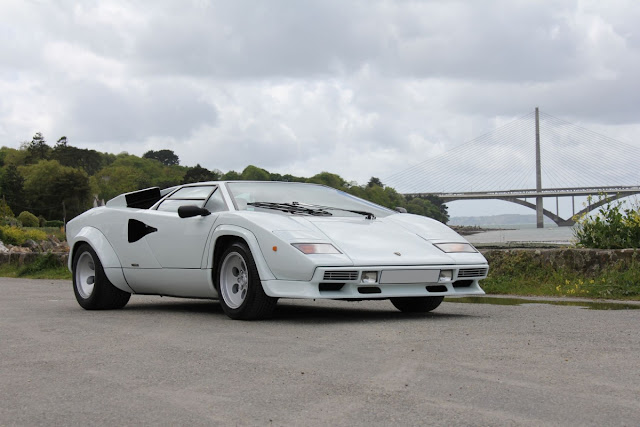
<box><xmin>0</xmin><ymin>253</ymin><xmax>71</xmax><ymax>280</ymax></box>
<box><xmin>482</xmin><ymin>258</ymin><xmax>640</xmax><ymax>300</ymax></box>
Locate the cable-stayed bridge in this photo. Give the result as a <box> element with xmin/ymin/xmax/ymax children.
<box><xmin>385</xmin><ymin>108</ymin><xmax>640</xmax><ymax>227</ymax></box>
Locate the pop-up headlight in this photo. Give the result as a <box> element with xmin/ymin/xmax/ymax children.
<box><xmin>292</xmin><ymin>243</ymin><xmax>341</xmax><ymax>254</ymax></box>
<box><xmin>433</xmin><ymin>243</ymin><xmax>477</xmax><ymax>253</ymax></box>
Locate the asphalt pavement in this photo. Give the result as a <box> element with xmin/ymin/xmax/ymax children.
<box><xmin>1</xmin><ymin>278</ymin><xmax>639</xmax><ymax>426</ymax></box>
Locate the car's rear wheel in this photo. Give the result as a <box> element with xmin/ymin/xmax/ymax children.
<box><xmin>390</xmin><ymin>296</ymin><xmax>444</xmax><ymax>313</ymax></box>
<box><xmin>72</xmin><ymin>243</ymin><xmax>131</xmax><ymax>310</ymax></box>
<box><xmin>217</xmin><ymin>242</ymin><xmax>277</xmax><ymax>320</ymax></box>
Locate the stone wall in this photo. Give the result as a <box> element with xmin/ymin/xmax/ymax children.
<box><xmin>0</xmin><ymin>252</ymin><xmax>69</xmax><ymax>267</ymax></box>
<box><xmin>481</xmin><ymin>248</ymin><xmax>640</xmax><ymax>274</ymax></box>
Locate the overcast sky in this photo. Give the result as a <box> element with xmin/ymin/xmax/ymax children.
<box><xmin>2</xmin><ymin>0</ymin><xmax>639</xmax><ymax>218</ymax></box>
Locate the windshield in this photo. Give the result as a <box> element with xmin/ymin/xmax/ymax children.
<box><xmin>226</xmin><ymin>182</ymin><xmax>395</xmax><ymax>218</ymax></box>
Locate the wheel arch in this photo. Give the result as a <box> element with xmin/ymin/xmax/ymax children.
<box><xmin>209</xmin><ymin>225</ymin><xmax>276</xmax><ymax>284</ymax></box>
<box><xmin>69</xmin><ymin>227</ymin><xmax>134</xmax><ymax>293</ymax></box>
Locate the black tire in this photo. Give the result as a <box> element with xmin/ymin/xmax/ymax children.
<box><xmin>216</xmin><ymin>242</ymin><xmax>277</xmax><ymax>320</ymax></box>
<box><xmin>72</xmin><ymin>243</ymin><xmax>131</xmax><ymax>310</ymax></box>
<box><xmin>390</xmin><ymin>296</ymin><xmax>444</xmax><ymax>313</ymax></box>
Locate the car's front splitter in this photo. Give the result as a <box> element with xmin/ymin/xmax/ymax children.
<box><xmin>262</xmin><ymin>264</ymin><xmax>487</xmax><ymax>299</ymax></box>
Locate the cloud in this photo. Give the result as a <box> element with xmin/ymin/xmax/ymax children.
<box><xmin>1</xmin><ymin>0</ymin><xmax>640</xmax><ymax>219</ymax></box>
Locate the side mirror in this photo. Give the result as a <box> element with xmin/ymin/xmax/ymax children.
<box><xmin>178</xmin><ymin>205</ymin><xmax>211</xmax><ymax>218</ymax></box>
<box><xmin>395</xmin><ymin>207</ymin><xmax>408</xmax><ymax>213</ymax></box>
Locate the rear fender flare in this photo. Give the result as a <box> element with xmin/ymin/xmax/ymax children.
<box><xmin>69</xmin><ymin>227</ymin><xmax>134</xmax><ymax>293</ymax></box>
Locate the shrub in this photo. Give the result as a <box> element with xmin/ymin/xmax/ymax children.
<box><xmin>0</xmin><ymin>225</ymin><xmax>47</xmax><ymax>245</ymax></box>
<box><xmin>573</xmin><ymin>196</ymin><xmax>640</xmax><ymax>249</ymax></box>
<box><xmin>0</xmin><ymin>199</ymin><xmax>14</xmax><ymax>218</ymax></box>
<box><xmin>0</xmin><ymin>225</ymin><xmax>25</xmax><ymax>245</ymax></box>
<box><xmin>24</xmin><ymin>228</ymin><xmax>48</xmax><ymax>242</ymax></box>
<box><xmin>44</xmin><ymin>220</ymin><xmax>64</xmax><ymax>228</ymax></box>
<box><xmin>0</xmin><ymin>216</ymin><xmax>20</xmax><ymax>227</ymax></box>
<box><xmin>17</xmin><ymin>211</ymin><xmax>39</xmax><ymax>228</ymax></box>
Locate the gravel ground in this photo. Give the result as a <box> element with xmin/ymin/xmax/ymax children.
<box><xmin>1</xmin><ymin>278</ymin><xmax>639</xmax><ymax>426</ymax></box>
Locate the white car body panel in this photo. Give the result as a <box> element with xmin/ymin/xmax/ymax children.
<box><xmin>65</xmin><ymin>225</ymin><xmax>135</xmax><ymax>293</ymax></box>
<box><xmin>66</xmin><ymin>181</ymin><xmax>488</xmax><ymax>301</ymax></box>
<box><xmin>301</xmin><ymin>217</ymin><xmax>456</xmax><ymax>266</ymax></box>
<box><xmin>131</xmin><ymin>210</ymin><xmax>219</xmax><ymax>268</ymax></box>
<box><xmin>125</xmin><ymin>268</ymin><xmax>216</xmax><ymax>298</ymax></box>
<box><xmin>209</xmin><ymin>224</ymin><xmax>276</xmax><ymax>280</ymax></box>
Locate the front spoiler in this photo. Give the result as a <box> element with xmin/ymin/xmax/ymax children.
<box><xmin>262</xmin><ymin>264</ymin><xmax>488</xmax><ymax>299</ymax></box>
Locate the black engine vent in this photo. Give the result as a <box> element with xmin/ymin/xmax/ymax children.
<box><xmin>458</xmin><ymin>268</ymin><xmax>488</xmax><ymax>278</ymax></box>
<box><xmin>323</xmin><ymin>271</ymin><xmax>358</xmax><ymax>281</ymax></box>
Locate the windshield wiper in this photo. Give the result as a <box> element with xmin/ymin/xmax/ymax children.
<box><xmin>247</xmin><ymin>202</ymin><xmax>376</xmax><ymax>220</ymax></box>
<box><xmin>247</xmin><ymin>202</ymin><xmax>332</xmax><ymax>216</ymax></box>
<box><xmin>292</xmin><ymin>202</ymin><xmax>376</xmax><ymax>220</ymax></box>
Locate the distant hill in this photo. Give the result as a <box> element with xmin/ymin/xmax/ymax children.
<box><xmin>449</xmin><ymin>214</ymin><xmax>554</xmax><ymax>226</ymax></box>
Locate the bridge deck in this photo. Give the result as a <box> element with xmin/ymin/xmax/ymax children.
<box><xmin>406</xmin><ymin>186</ymin><xmax>640</xmax><ymax>200</ymax></box>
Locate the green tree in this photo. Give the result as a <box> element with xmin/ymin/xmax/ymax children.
<box><xmin>143</xmin><ymin>149</ymin><xmax>180</xmax><ymax>166</ymax></box>
<box><xmin>52</xmin><ymin>144</ymin><xmax>105</xmax><ymax>175</ymax></box>
<box><xmin>281</xmin><ymin>174</ymin><xmax>306</xmax><ymax>183</ymax></box>
<box><xmin>56</xmin><ymin>136</ymin><xmax>68</xmax><ymax>147</ymax></box>
<box><xmin>417</xmin><ymin>195</ymin><xmax>449</xmax><ymax>223</ymax></box>
<box><xmin>367</xmin><ymin>177</ymin><xmax>384</xmax><ymax>187</ymax></box>
<box><xmin>23</xmin><ymin>132</ymin><xmax>51</xmax><ymax>163</ymax></box>
<box><xmin>405</xmin><ymin>197</ymin><xmax>448</xmax><ymax>223</ymax></box>
<box><xmin>182</xmin><ymin>164</ymin><xmax>220</xmax><ymax>184</ymax></box>
<box><xmin>306</xmin><ymin>172</ymin><xmax>347</xmax><ymax>189</ymax></box>
<box><xmin>222</xmin><ymin>170</ymin><xmax>241</xmax><ymax>180</ymax></box>
<box><xmin>20</xmin><ymin>160</ymin><xmax>91</xmax><ymax>220</ymax></box>
<box><xmin>91</xmin><ymin>154</ymin><xmax>184</xmax><ymax>200</ymax></box>
<box><xmin>0</xmin><ymin>198</ymin><xmax>14</xmax><ymax>218</ymax></box>
<box><xmin>0</xmin><ymin>146</ymin><xmax>28</xmax><ymax>167</ymax></box>
<box><xmin>91</xmin><ymin>165</ymin><xmax>149</xmax><ymax>201</ymax></box>
<box><xmin>0</xmin><ymin>165</ymin><xmax>25</xmax><ymax>214</ymax></box>
<box><xmin>241</xmin><ymin>165</ymin><xmax>270</xmax><ymax>181</ymax></box>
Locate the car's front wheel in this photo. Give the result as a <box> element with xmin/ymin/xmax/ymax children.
<box><xmin>390</xmin><ymin>296</ymin><xmax>444</xmax><ymax>313</ymax></box>
<box><xmin>72</xmin><ymin>243</ymin><xmax>131</xmax><ymax>310</ymax></box>
<box><xmin>217</xmin><ymin>242</ymin><xmax>277</xmax><ymax>320</ymax></box>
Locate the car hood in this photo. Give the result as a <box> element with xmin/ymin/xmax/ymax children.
<box><xmin>295</xmin><ymin>216</ymin><xmax>456</xmax><ymax>266</ymax></box>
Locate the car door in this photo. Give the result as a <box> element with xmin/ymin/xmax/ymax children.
<box><xmin>121</xmin><ymin>186</ymin><xmax>227</xmax><ymax>290</ymax></box>
<box><xmin>138</xmin><ymin>185</ymin><xmax>226</xmax><ymax>268</ymax></box>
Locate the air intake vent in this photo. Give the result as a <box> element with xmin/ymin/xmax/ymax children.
<box><xmin>358</xmin><ymin>286</ymin><xmax>381</xmax><ymax>294</ymax></box>
<box><xmin>323</xmin><ymin>271</ymin><xmax>358</xmax><ymax>281</ymax></box>
<box><xmin>319</xmin><ymin>283</ymin><xmax>345</xmax><ymax>292</ymax></box>
<box><xmin>458</xmin><ymin>268</ymin><xmax>488</xmax><ymax>278</ymax></box>
<box><xmin>453</xmin><ymin>280</ymin><xmax>473</xmax><ymax>288</ymax></box>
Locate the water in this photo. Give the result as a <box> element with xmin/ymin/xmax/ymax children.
<box><xmin>465</xmin><ymin>226</ymin><xmax>575</xmax><ymax>245</ymax></box>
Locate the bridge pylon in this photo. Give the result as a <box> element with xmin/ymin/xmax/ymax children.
<box><xmin>535</xmin><ymin>107</ymin><xmax>543</xmax><ymax>228</ymax></box>
<box><xmin>392</xmin><ymin>108</ymin><xmax>640</xmax><ymax>227</ymax></box>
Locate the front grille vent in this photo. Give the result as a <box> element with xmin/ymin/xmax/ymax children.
<box><xmin>457</xmin><ymin>268</ymin><xmax>488</xmax><ymax>278</ymax></box>
<box><xmin>319</xmin><ymin>283</ymin><xmax>345</xmax><ymax>292</ymax></box>
<box><xmin>323</xmin><ymin>271</ymin><xmax>358</xmax><ymax>281</ymax></box>
<box><xmin>358</xmin><ymin>286</ymin><xmax>381</xmax><ymax>294</ymax></box>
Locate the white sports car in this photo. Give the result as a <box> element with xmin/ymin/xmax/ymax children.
<box><xmin>66</xmin><ymin>181</ymin><xmax>487</xmax><ymax>320</ymax></box>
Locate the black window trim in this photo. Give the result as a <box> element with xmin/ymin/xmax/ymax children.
<box><xmin>154</xmin><ymin>185</ymin><xmax>228</xmax><ymax>212</ymax></box>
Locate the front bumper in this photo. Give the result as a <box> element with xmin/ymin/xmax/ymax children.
<box><xmin>261</xmin><ymin>264</ymin><xmax>488</xmax><ymax>299</ymax></box>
